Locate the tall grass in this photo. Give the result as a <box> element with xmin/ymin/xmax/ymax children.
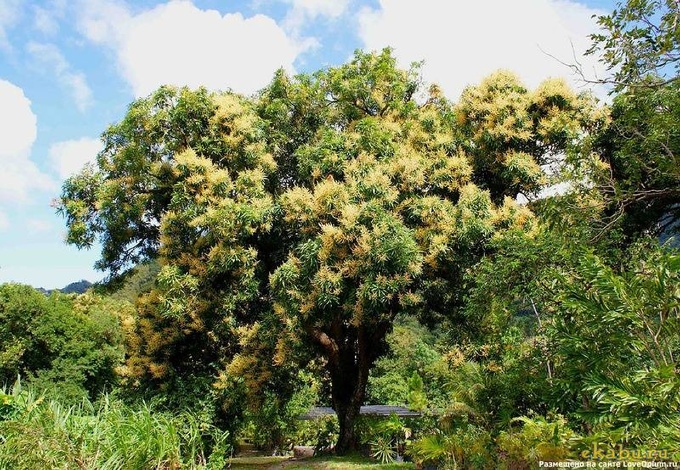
<box><xmin>0</xmin><ymin>380</ymin><xmax>230</xmax><ymax>469</ymax></box>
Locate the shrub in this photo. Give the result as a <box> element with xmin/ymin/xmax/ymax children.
<box><xmin>291</xmin><ymin>415</ymin><xmax>339</xmax><ymax>454</ymax></box>
<box><xmin>0</xmin><ymin>284</ymin><xmax>126</xmax><ymax>402</ymax></box>
<box><xmin>357</xmin><ymin>413</ymin><xmax>415</xmax><ymax>463</ymax></box>
<box><xmin>408</xmin><ymin>424</ymin><xmax>494</xmax><ymax>469</ymax></box>
<box><xmin>496</xmin><ymin>414</ymin><xmax>579</xmax><ymax>469</ymax></box>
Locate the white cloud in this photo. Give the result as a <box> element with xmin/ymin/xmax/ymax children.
<box><xmin>358</xmin><ymin>0</ymin><xmax>608</xmax><ymax>100</ymax></box>
<box><xmin>282</xmin><ymin>0</ymin><xmax>350</xmax><ymax>33</ymax></box>
<box><xmin>289</xmin><ymin>0</ymin><xmax>348</xmax><ymax>18</ymax></box>
<box><xmin>79</xmin><ymin>0</ymin><xmax>310</xmax><ymax>97</ymax></box>
<box><xmin>33</xmin><ymin>6</ymin><xmax>60</xmax><ymax>35</ymax></box>
<box><xmin>0</xmin><ymin>0</ymin><xmax>21</xmax><ymax>50</ymax></box>
<box><xmin>78</xmin><ymin>0</ymin><xmax>129</xmax><ymax>44</ymax></box>
<box><xmin>0</xmin><ymin>80</ymin><xmax>57</xmax><ymax>205</ymax></box>
<box><xmin>0</xmin><ymin>81</ymin><xmax>36</xmax><ymax>157</ymax></box>
<box><xmin>0</xmin><ymin>211</ymin><xmax>8</xmax><ymax>231</ymax></box>
<box><xmin>27</xmin><ymin>42</ymin><xmax>94</xmax><ymax>112</ymax></box>
<box><xmin>48</xmin><ymin>137</ymin><xmax>102</xmax><ymax>180</ymax></box>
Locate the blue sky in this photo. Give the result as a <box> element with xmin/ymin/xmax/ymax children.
<box><xmin>0</xmin><ymin>0</ymin><xmax>614</xmax><ymax>289</ymax></box>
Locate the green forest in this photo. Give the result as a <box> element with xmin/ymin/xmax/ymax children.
<box><xmin>1</xmin><ymin>1</ymin><xmax>679</xmax><ymax>468</ymax></box>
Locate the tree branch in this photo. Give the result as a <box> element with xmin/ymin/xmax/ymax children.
<box><xmin>307</xmin><ymin>326</ymin><xmax>339</xmax><ymax>364</ymax></box>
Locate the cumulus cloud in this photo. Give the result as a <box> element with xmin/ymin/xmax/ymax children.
<box><xmin>288</xmin><ymin>0</ymin><xmax>349</xmax><ymax>18</ymax></box>
<box><xmin>358</xmin><ymin>0</ymin><xmax>607</xmax><ymax>99</ymax></box>
<box><xmin>281</xmin><ymin>0</ymin><xmax>350</xmax><ymax>33</ymax></box>
<box><xmin>48</xmin><ymin>137</ymin><xmax>102</xmax><ymax>180</ymax></box>
<box><xmin>79</xmin><ymin>0</ymin><xmax>310</xmax><ymax>97</ymax></box>
<box><xmin>27</xmin><ymin>42</ymin><xmax>93</xmax><ymax>112</ymax></box>
<box><xmin>77</xmin><ymin>0</ymin><xmax>129</xmax><ymax>44</ymax></box>
<box><xmin>0</xmin><ymin>80</ymin><xmax>57</xmax><ymax>207</ymax></box>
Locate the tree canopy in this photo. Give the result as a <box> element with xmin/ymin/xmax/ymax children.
<box><xmin>57</xmin><ymin>48</ymin><xmax>605</xmax><ymax>452</ymax></box>
<box><xmin>0</xmin><ymin>285</ymin><xmax>125</xmax><ymax>401</ymax></box>
<box><xmin>585</xmin><ymin>0</ymin><xmax>680</xmax><ymax>240</ymax></box>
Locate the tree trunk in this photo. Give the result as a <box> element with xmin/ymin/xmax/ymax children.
<box><xmin>335</xmin><ymin>395</ymin><xmax>362</xmax><ymax>454</ymax></box>
<box><xmin>331</xmin><ymin>360</ymin><xmax>370</xmax><ymax>454</ymax></box>
<box><xmin>308</xmin><ymin>322</ymin><xmax>389</xmax><ymax>455</ymax></box>
<box><xmin>330</xmin><ymin>326</ymin><xmax>372</xmax><ymax>455</ymax></box>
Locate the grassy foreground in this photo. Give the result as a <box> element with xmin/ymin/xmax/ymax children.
<box><xmin>0</xmin><ymin>384</ymin><xmax>232</xmax><ymax>469</ymax></box>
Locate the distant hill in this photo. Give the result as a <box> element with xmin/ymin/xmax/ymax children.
<box><xmin>38</xmin><ymin>279</ymin><xmax>93</xmax><ymax>295</ymax></box>
<box><xmin>99</xmin><ymin>261</ymin><xmax>161</xmax><ymax>303</ymax></box>
<box><xmin>60</xmin><ymin>280</ymin><xmax>93</xmax><ymax>294</ymax></box>
<box><xmin>34</xmin><ymin>260</ymin><xmax>161</xmax><ymax>299</ymax></box>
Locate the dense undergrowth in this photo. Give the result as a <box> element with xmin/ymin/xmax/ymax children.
<box><xmin>0</xmin><ymin>380</ymin><xmax>231</xmax><ymax>470</ymax></box>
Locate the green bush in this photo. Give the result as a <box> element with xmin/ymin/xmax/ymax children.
<box><xmin>290</xmin><ymin>415</ymin><xmax>339</xmax><ymax>454</ymax></box>
<box><xmin>358</xmin><ymin>414</ymin><xmax>413</xmax><ymax>461</ymax></box>
<box><xmin>408</xmin><ymin>424</ymin><xmax>494</xmax><ymax>469</ymax></box>
<box><xmin>496</xmin><ymin>414</ymin><xmax>579</xmax><ymax>469</ymax></box>
<box><xmin>0</xmin><ymin>284</ymin><xmax>126</xmax><ymax>402</ymax></box>
<box><xmin>367</xmin><ymin>316</ymin><xmax>454</xmax><ymax>410</ymax></box>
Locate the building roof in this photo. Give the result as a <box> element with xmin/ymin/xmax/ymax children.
<box><xmin>299</xmin><ymin>405</ymin><xmax>421</xmax><ymax>420</ymax></box>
